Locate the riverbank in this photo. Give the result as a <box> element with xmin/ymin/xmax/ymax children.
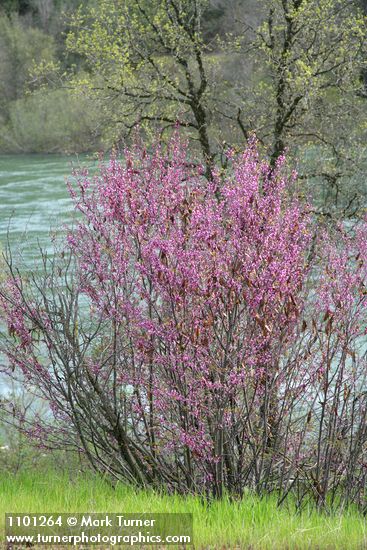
<box><xmin>1</xmin><ymin>470</ymin><xmax>366</xmax><ymax>549</ymax></box>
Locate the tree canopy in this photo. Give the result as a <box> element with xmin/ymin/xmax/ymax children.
<box><xmin>63</xmin><ymin>0</ymin><xmax>367</xmax><ymax>215</ymax></box>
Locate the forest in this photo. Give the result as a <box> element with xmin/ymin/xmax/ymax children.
<box><xmin>0</xmin><ymin>0</ymin><xmax>250</xmax><ymax>154</ymax></box>
<box><xmin>0</xmin><ymin>1</ymin><xmax>367</xmax><ymax>549</ymax></box>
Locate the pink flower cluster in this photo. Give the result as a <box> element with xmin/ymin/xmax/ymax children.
<box><xmin>65</xmin><ymin>135</ymin><xmax>311</xmax><ymax>463</ymax></box>
<box><xmin>1</xmin><ymin>133</ymin><xmax>366</xmax><ymax>500</ymax></box>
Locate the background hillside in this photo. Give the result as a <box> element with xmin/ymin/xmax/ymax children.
<box><xmin>0</xmin><ymin>0</ymin><xmax>263</xmax><ymax>153</ymax></box>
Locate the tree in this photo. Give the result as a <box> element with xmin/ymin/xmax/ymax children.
<box><xmin>61</xmin><ymin>0</ymin><xmax>366</xmax><ymax>216</ymax></box>
<box><xmin>0</xmin><ymin>11</ymin><xmax>100</xmax><ymax>153</ymax></box>
<box><xmin>1</xmin><ymin>136</ymin><xmax>367</xmax><ymax>505</ymax></box>
<box><xmin>228</xmin><ymin>0</ymin><xmax>367</xmax><ymax>217</ymax></box>
<box><xmin>0</xmin><ymin>14</ymin><xmax>56</xmax><ymax>117</ymax></box>
<box><xmin>31</xmin><ymin>0</ymin><xmax>53</xmax><ymax>31</ymax></box>
<box><xmin>0</xmin><ymin>87</ymin><xmax>102</xmax><ymax>153</ymax></box>
<box><xmin>65</xmin><ymin>0</ymin><xmax>222</xmax><ymax>179</ymax></box>
<box><xmin>0</xmin><ymin>1</ymin><xmax>34</xmax><ymax>16</ymax></box>
<box><xmin>360</xmin><ymin>0</ymin><xmax>367</xmax><ymax>94</ymax></box>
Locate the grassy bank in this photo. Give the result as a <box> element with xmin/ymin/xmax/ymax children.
<box><xmin>0</xmin><ymin>470</ymin><xmax>366</xmax><ymax>549</ymax></box>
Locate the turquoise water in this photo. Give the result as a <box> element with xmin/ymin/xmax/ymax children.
<box><xmin>0</xmin><ymin>154</ymin><xmax>97</xmax><ymax>264</ymax></box>
<box><xmin>0</xmin><ymin>154</ymin><xmax>98</xmax><ymax>393</ymax></box>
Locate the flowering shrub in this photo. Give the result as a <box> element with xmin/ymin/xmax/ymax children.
<box><xmin>1</xmin><ymin>135</ymin><xmax>366</xmax><ymax>505</ymax></box>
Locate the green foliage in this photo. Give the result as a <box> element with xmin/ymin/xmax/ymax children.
<box><xmin>0</xmin><ymin>3</ymin><xmax>92</xmax><ymax>153</ymax></box>
<box><xmin>0</xmin><ymin>14</ymin><xmax>56</xmax><ymax>113</ymax></box>
<box><xmin>244</xmin><ymin>0</ymin><xmax>366</xmax><ymax>149</ymax></box>
<box><xmin>0</xmin><ymin>470</ymin><xmax>366</xmax><ymax>548</ymax></box>
<box><xmin>63</xmin><ymin>0</ymin><xmax>367</xmax><ymax>215</ymax></box>
<box><xmin>226</xmin><ymin>0</ymin><xmax>367</xmax><ymax>215</ymax></box>
<box><xmin>65</xmin><ymin>0</ymin><xmax>224</xmax><ymax>168</ymax></box>
<box><xmin>0</xmin><ymin>0</ymin><xmax>34</xmax><ymax>16</ymax></box>
<box><xmin>0</xmin><ymin>87</ymin><xmax>102</xmax><ymax>153</ymax></box>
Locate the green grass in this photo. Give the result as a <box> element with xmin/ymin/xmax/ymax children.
<box><xmin>0</xmin><ymin>469</ymin><xmax>366</xmax><ymax>549</ymax></box>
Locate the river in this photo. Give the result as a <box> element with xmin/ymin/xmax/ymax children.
<box><xmin>0</xmin><ymin>154</ymin><xmax>97</xmax><ymax>395</ymax></box>
<box><xmin>0</xmin><ymin>154</ymin><xmax>97</xmax><ymax>264</ymax></box>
